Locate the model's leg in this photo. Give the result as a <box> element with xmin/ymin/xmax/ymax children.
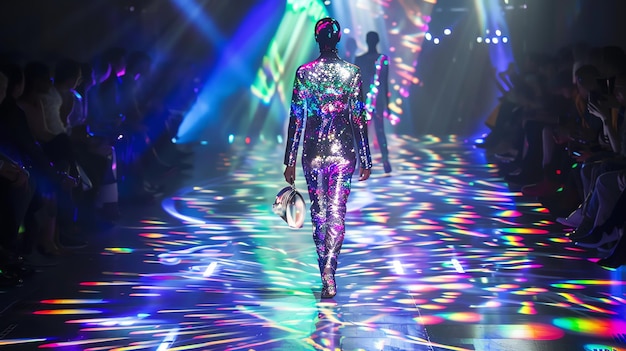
<box><xmin>592</xmin><ymin>171</ymin><xmax>623</xmax><ymax>227</ymax></box>
<box><xmin>373</xmin><ymin>110</ymin><xmax>391</xmax><ymax>173</ymax></box>
<box><xmin>304</xmin><ymin>164</ymin><xmax>327</xmax><ymax>273</ymax></box>
<box><xmin>320</xmin><ymin>161</ymin><xmax>354</xmax><ymax>297</ymax></box>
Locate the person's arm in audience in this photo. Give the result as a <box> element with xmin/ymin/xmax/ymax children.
<box><xmin>5</xmin><ymin>112</ymin><xmax>74</xmax><ymax>188</ymax></box>
<box><xmin>588</xmin><ymin>101</ymin><xmax>621</xmax><ymax>154</ymax></box>
<box><xmin>59</xmin><ymin>91</ymin><xmax>74</xmax><ymax>128</ymax></box>
<box><xmin>0</xmin><ymin>154</ymin><xmax>29</xmax><ymax>188</ymax></box>
<box><xmin>492</xmin><ymin>67</ymin><xmax>509</xmax><ymax>96</ymax></box>
<box><xmin>497</xmin><ymin>63</ymin><xmax>516</xmax><ymax>91</ymax></box>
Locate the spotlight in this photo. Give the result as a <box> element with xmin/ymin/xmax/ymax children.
<box><xmin>495</xmin><ymin>29</ymin><xmax>502</xmax><ymax>36</ymax></box>
<box><xmin>277</xmin><ymin>135</ymin><xmax>283</xmax><ymax>144</ymax></box>
<box><xmin>476</xmin><ymin>37</ymin><xmax>483</xmax><ymax>43</ymax></box>
<box><xmin>485</xmin><ymin>38</ymin><xmax>491</xmax><ymax>44</ymax></box>
<box><xmin>492</xmin><ymin>37</ymin><xmax>499</xmax><ymax>44</ymax></box>
<box><xmin>228</xmin><ymin>134</ymin><xmax>234</xmax><ymax>144</ymax></box>
<box><xmin>502</xmin><ymin>37</ymin><xmax>509</xmax><ymax>43</ymax></box>
<box><xmin>425</xmin><ymin>32</ymin><xmax>432</xmax><ymax>41</ymax></box>
<box><xmin>200</xmin><ymin>140</ymin><xmax>208</xmax><ymax>145</ymax></box>
<box><xmin>433</xmin><ymin>38</ymin><xmax>440</xmax><ymax>44</ymax></box>
<box><xmin>171</xmin><ymin>137</ymin><xmax>177</xmax><ymax>144</ymax></box>
<box><xmin>443</xmin><ymin>28</ymin><xmax>451</xmax><ymax>35</ymax></box>
<box><xmin>343</xmin><ymin>28</ymin><xmax>351</xmax><ymax>34</ymax></box>
<box><xmin>324</xmin><ymin>0</ymin><xmax>331</xmax><ymax>5</ymax></box>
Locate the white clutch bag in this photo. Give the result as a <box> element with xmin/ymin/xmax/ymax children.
<box><xmin>272</xmin><ymin>183</ymin><xmax>306</xmax><ymax>228</ymax></box>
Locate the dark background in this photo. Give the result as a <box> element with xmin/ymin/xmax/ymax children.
<box><xmin>413</xmin><ymin>0</ymin><xmax>626</xmax><ymax>136</ymax></box>
<box><xmin>1</xmin><ymin>0</ymin><xmax>624</xmax><ymax>137</ymax></box>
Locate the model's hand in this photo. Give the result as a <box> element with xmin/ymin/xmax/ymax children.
<box><xmin>284</xmin><ymin>165</ymin><xmax>296</xmax><ymax>184</ymax></box>
<box><xmin>359</xmin><ymin>168</ymin><xmax>371</xmax><ymax>181</ymax></box>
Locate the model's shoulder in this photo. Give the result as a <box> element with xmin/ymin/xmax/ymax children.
<box><xmin>344</xmin><ymin>61</ymin><xmax>361</xmax><ymax>73</ymax></box>
<box><xmin>296</xmin><ymin>60</ymin><xmax>317</xmax><ymax>74</ymax></box>
<box><xmin>302</xmin><ymin>58</ymin><xmax>323</xmax><ymax>69</ymax></box>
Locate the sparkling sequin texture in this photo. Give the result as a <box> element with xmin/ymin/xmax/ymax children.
<box><xmin>284</xmin><ymin>54</ymin><xmax>372</xmax><ymax>286</ymax></box>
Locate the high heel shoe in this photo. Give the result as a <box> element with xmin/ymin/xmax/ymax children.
<box><xmin>567</xmin><ymin>218</ymin><xmax>594</xmax><ymax>239</ymax></box>
<box><xmin>0</xmin><ymin>269</ymin><xmax>24</xmax><ymax>287</ymax></box>
<box><xmin>575</xmin><ymin>228</ymin><xmax>622</xmax><ymax>248</ymax></box>
<box><xmin>321</xmin><ymin>270</ymin><xmax>336</xmax><ymax>299</ymax></box>
<box><xmin>597</xmin><ymin>228</ymin><xmax>626</xmax><ymax>268</ymax></box>
<box><xmin>557</xmin><ymin>207</ymin><xmax>585</xmax><ymax>228</ymax></box>
<box><xmin>37</xmin><ymin>244</ymin><xmax>63</xmax><ymax>257</ymax></box>
<box><xmin>321</xmin><ymin>286</ymin><xmax>336</xmax><ymax>299</ymax></box>
<box><xmin>383</xmin><ymin>160</ymin><xmax>392</xmax><ymax>174</ymax></box>
<box><xmin>3</xmin><ymin>256</ymin><xmax>35</xmax><ymax>279</ymax></box>
<box><xmin>321</xmin><ymin>280</ymin><xmax>336</xmax><ymax>299</ymax></box>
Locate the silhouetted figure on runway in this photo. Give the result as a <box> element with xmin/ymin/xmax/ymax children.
<box><xmin>283</xmin><ymin>18</ymin><xmax>372</xmax><ymax>299</ymax></box>
<box><xmin>355</xmin><ymin>31</ymin><xmax>392</xmax><ymax>173</ymax></box>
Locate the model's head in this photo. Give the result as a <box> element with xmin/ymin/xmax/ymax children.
<box><xmin>366</xmin><ymin>31</ymin><xmax>379</xmax><ymax>47</ymax></box>
<box><xmin>24</xmin><ymin>61</ymin><xmax>52</xmax><ymax>95</ymax></box>
<box><xmin>0</xmin><ymin>63</ymin><xmax>25</xmax><ymax>99</ymax></box>
<box><xmin>315</xmin><ymin>17</ymin><xmax>341</xmax><ymax>52</ymax></box>
<box><xmin>55</xmin><ymin>58</ymin><xmax>82</xmax><ymax>89</ymax></box>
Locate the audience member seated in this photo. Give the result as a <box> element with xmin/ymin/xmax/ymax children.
<box><xmin>0</xmin><ymin>44</ymin><xmax>200</xmax><ymax>290</ymax></box>
<box><xmin>483</xmin><ymin>43</ymin><xmax>626</xmax><ymax>268</ymax></box>
<box><xmin>0</xmin><ymin>63</ymin><xmax>78</xmax><ymax>271</ymax></box>
<box><xmin>18</xmin><ymin>62</ymin><xmax>85</xmax><ymax>248</ymax></box>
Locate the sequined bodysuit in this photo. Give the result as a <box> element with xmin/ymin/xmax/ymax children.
<box><xmin>284</xmin><ymin>53</ymin><xmax>372</xmax><ymax>286</ymax></box>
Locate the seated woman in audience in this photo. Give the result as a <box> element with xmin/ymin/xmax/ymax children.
<box><xmin>559</xmin><ymin>67</ymin><xmax>626</xmax><ymax>227</ymax></box>
<box><xmin>566</xmin><ymin>73</ymin><xmax>626</xmax><ymax>250</ymax></box>
<box><xmin>56</xmin><ymin>58</ymin><xmax>120</xmax><ymax>222</ymax></box>
<box><xmin>0</xmin><ymin>72</ymin><xmax>35</xmax><ymax>286</ymax></box>
<box><xmin>10</xmin><ymin>63</ymin><xmax>84</xmax><ymax>254</ymax></box>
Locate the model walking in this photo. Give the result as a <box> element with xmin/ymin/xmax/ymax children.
<box><xmin>283</xmin><ymin>18</ymin><xmax>373</xmax><ymax>298</ymax></box>
<box><xmin>355</xmin><ymin>31</ymin><xmax>392</xmax><ymax>173</ymax></box>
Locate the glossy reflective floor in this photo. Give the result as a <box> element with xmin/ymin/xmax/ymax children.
<box><xmin>1</xmin><ymin>134</ymin><xmax>625</xmax><ymax>351</ymax></box>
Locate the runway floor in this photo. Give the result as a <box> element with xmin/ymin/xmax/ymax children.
<box><xmin>0</xmin><ymin>134</ymin><xmax>625</xmax><ymax>351</ymax></box>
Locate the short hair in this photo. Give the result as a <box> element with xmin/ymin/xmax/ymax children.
<box><xmin>315</xmin><ymin>18</ymin><xmax>341</xmax><ymax>49</ymax></box>
<box><xmin>55</xmin><ymin>58</ymin><xmax>81</xmax><ymax>84</ymax></box>
<box><xmin>0</xmin><ymin>63</ymin><xmax>24</xmax><ymax>95</ymax></box>
<box><xmin>102</xmin><ymin>47</ymin><xmax>126</xmax><ymax>65</ymax></box>
<box><xmin>23</xmin><ymin>61</ymin><xmax>50</xmax><ymax>93</ymax></box>
<box><xmin>575</xmin><ymin>64</ymin><xmax>600</xmax><ymax>89</ymax></box>
<box><xmin>550</xmin><ymin>69</ymin><xmax>574</xmax><ymax>91</ymax></box>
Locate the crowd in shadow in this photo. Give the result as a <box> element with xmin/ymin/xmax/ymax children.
<box><xmin>481</xmin><ymin>43</ymin><xmax>626</xmax><ymax>269</ymax></box>
<box><xmin>0</xmin><ymin>48</ymin><xmax>198</xmax><ymax>287</ymax></box>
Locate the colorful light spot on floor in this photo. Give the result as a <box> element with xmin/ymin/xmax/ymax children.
<box><xmin>33</xmin><ymin>309</ymin><xmax>103</xmax><ymax>315</ymax></box>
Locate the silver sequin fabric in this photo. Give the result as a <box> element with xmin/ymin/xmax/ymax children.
<box><xmin>284</xmin><ymin>54</ymin><xmax>372</xmax><ymax>281</ymax></box>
